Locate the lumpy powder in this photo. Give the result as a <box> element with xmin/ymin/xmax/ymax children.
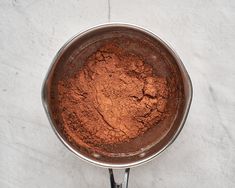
<box><xmin>56</xmin><ymin>43</ymin><xmax>171</xmax><ymax>153</ymax></box>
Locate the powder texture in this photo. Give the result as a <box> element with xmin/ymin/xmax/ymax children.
<box><xmin>57</xmin><ymin>43</ymin><xmax>169</xmax><ymax>150</ymax></box>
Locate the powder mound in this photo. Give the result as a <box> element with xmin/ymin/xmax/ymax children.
<box><xmin>57</xmin><ymin>43</ymin><xmax>169</xmax><ymax>148</ymax></box>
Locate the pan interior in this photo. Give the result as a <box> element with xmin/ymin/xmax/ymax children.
<box><xmin>44</xmin><ymin>26</ymin><xmax>189</xmax><ymax>166</ymax></box>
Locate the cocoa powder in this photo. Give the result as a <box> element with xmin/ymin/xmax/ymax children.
<box><xmin>56</xmin><ymin>43</ymin><xmax>170</xmax><ymax>153</ymax></box>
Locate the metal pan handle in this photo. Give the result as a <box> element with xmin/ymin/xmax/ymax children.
<box><xmin>109</xmin><ymin>168</ymin><xmax>130</xmax><ymax>188</ymax></box>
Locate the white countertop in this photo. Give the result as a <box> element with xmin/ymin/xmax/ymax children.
<box><xmin>0</xmin><ymin>0</ymin><xmax>235</xmax><ymax>187</ymax></box>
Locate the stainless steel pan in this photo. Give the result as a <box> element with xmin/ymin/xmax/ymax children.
<box><xmin>42</xmin><ymin>23</ymin><xmax>192</xmax><ymax>188</ymax></box>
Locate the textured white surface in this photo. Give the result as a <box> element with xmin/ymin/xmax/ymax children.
<box><xmin>0</xmin><ymin>0</ymin><xmax>235</xmax><ymax>187</ymax></box>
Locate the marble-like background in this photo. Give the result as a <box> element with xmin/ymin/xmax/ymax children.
<box><xmin>0</xmin><ymin>0</ymin><xmax>235</xmax><ymax>187</ymax></box>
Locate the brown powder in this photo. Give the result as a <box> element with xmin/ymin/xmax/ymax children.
<box><xmin>57</xmin><ymin>43</ymin><xmax>170</xmax><ymax>153</ymax></box>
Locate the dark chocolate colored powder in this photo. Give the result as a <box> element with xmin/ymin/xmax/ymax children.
<box><xmin>56</xmin><ymin>43</ymin><xmax>170</xmax><ymax>153</ymax></box>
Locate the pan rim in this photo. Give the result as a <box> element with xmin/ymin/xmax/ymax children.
<box><xmin>41</xmin><ymin>22</ymin><xmax>193</xmax><ymax>169</ymax></box>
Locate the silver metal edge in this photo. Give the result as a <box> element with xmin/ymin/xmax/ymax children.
<box><xmin>41</xmin><ymin>22</ymin><xmax>193</xmax><ymax>169</ymax></box>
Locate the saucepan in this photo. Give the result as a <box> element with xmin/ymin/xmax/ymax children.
<box><xmin>42</xmin><ymin>23</ymin><xmax>192</xmax><ymax>188</ymax></box>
